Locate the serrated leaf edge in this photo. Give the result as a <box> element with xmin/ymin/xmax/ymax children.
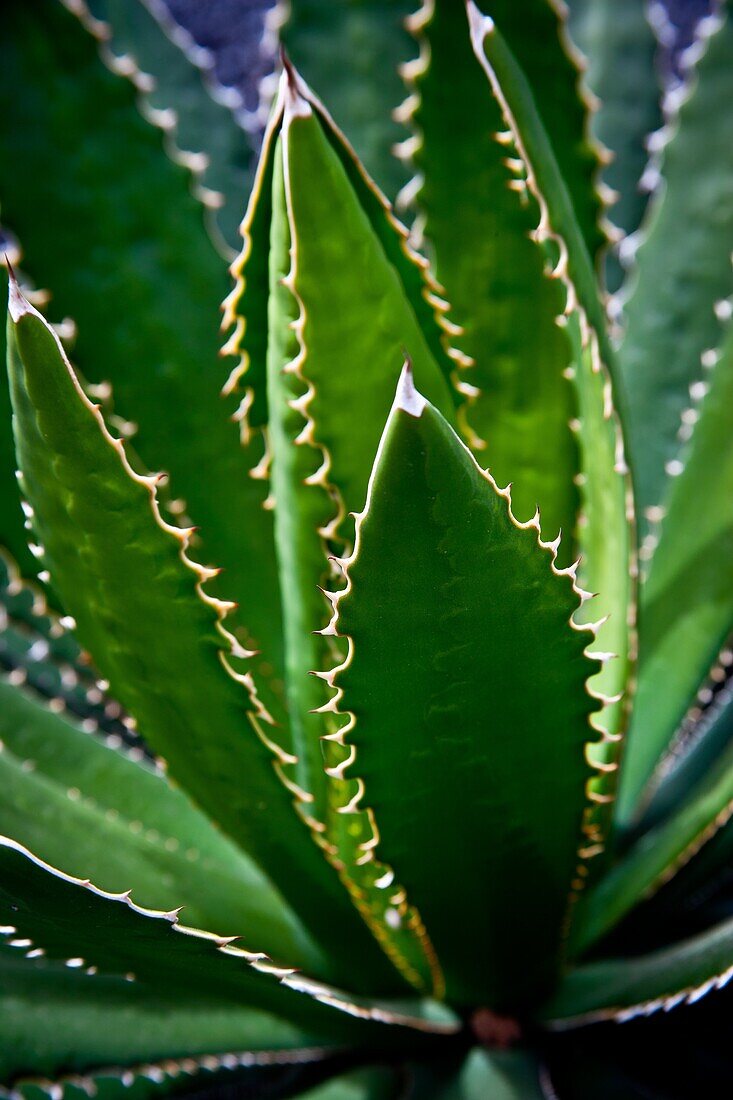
<box><xmin>60</xmin><ymin>0</ymin><xmax>241</xmax><ymax>259</ymax></box>
<box><xmin>0</xmin><ymin>1046</ymin><xmax>334</xmax><ymax>1100</ymax></box>
<box><xmin>221</xmin><ymin>60</ymin><xmax>478</xmax><ymax>460</ymax></box>
<box><xmin>0</xmin><ymin>834</ymin><xmax>460</xmax><ymax>1037</ymax></box>
<box><xmin>317</xmin><ymin>366</ymin><xmax>609</xmax><ymax>998</ymax></box>
<box><xmin>466</xmin><ymin>2</ymin><xmax>637</xmax><ymax>882</ymax></box>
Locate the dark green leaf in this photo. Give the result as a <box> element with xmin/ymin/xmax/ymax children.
<box><xmin>402</xmin><ymin>0</ymin><xmax>580</xmax><ymax>561</ymax></box>
<box><xmin>5</xmin><ymin>282</ymin><xmax>399</xmax><ymax>993</ymax></box>
<box><xmin>322</xmin><ymin>370</ymin><xmax>600</xmax><ymax>1009</ymax></box>
<box><xmin>0</xmin><ymin>0</ymin><xmax>287</xmax><ymax>728</ymax></box>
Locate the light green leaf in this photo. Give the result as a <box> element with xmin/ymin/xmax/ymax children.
<box><xmin>567</xmin><ymin>0</ymin><xmax>662</xmax><ymax>291</ymax></box>
<box><xmin>281</xmin><ymin>0</ymin><xmax>414</xmax><ymax>201</ymax></box>
<box><xmin>467</xmin><ymin>0</ymin><xmax>635</xmax><ymax>840</ymax></box>
<box><xmin>0</xmin><ymin>0</ymin><xmax>287</xmax><ymax>728</ymax></box>
<box><xmin>543</xmin><ymin>913</ymin><xmax>733</xmax><ymax>1024</ymax></box>
<box><xmin>5</xmin><ymin>280</ymin><xmax>399</xmax><ymax>994</ymax></box>
<box><xmin>402</xmin><ymin>0</ymin><xmax>580</xmax><ymax>561</ymax></box>
<box><xmin>618</xmin><ymin>311</ymin><xmax>733</xmax><ymax>823</ymax></box>
<box><xmin>322</xmin><ymin>369</ymin><xmax>600</xmax><ymax>1009</ymax></box>
<box><xmin>469</xmin><ymin>0</ymin><xmax>607</xmax><ymax>265</ymax></box>
<box><xmin>408</xmin><ymin>1049</ymin><xmax>545</xmax><ymax>1100</ymax></box>
<box><xmin>0</xmin><ymin>674</ymin><xmax>321</xmax><ymax>971</ymax></box>
<box><xmin>619</xmin><ymin>9</ymin><xmax>733</xmax><ymax>541</ymax></box>
<box><xmin>239</xmin><ymin>68</ymin><xmax>460</xmax><ymax>827</ymax></box>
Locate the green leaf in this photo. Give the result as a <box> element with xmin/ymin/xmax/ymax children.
<box><xmin>571</xmin><ymin>738</ymin><xmax>733</xmax><ymax>957</ymax></box>
<box><xmin>619</xmin><ymin>9</ymin><xmax>733</xmax><ymax>541</ymax></box>
<box><xmin>0</xmin><ymin>264</ymin><xmax>34</xmax><ymax>577</ymax></box>
<box><xmin>259</xmin><ymin>71</ymin><xmax>459</xmax><ymax>822</ymax></box>
<box><xmin>5</xmin><ymin>281</ymin><xmax>399</xmax><ymax>994</ymax></box>
<box><xmin>0</xmin><ymin>941</ymin><xmax>330</xmax><ymax>1085</ymax></box>
<box><xmin>617</xmin><ymin>313</ymin><xmax>733</xmax><ymax>823</ymax></box>
<box><xmin>281</xmin><ymin>0</ymin><xmax>414</xmax><ymax>201</ymax></box>
<box><xmin>82</xmin><ymin>0</ymin><xmax>255</xmax><ymax>252</ymax></box>
<box><xmin>469</xmin><ymin>0</ymin><xmax>607</xmax><ymax>266</ymax></box>
<box><xmin>543</xmin><ymin>913</ymin><xmax>733</xmax><ymax>1024</ymax></box>
<box><xmin>0</xmin><ymin>837</ymin><xmax>458</xmax><ymax>1047</ymax></box>
<box><xmin>0</xmin><ymin>0</ymin><xmax>287</xmax><ymax>728</ymax></box>
<box><xmin>567</xmin><ymin>0</ymin><xmax>662</xmax><ymax>291</ymax></box>
<box><xmin>321</xmin><ymin>369</ymin><xmax>600</xmax><ymax>1009</ymax></box>
<box><xmin>5</xmin><ymin>1054</ymin><xmax>336</xmax><ymax>1100</ymax></box>
<box><xmin>0</xmin><ymin>674</ymin><xmax>322</xmax><ymax>971</ymax></box>
<box><xmin>400</xmin><ymin>0</ymin><xmax>580</xmax><ymax>561</ymax></box>
<box><xmin>467</xmin><ymin>1</ymin><xmax>635</xmax><ymax>839</ymax></box>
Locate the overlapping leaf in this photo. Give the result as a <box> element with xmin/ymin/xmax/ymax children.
<box><xmin>0</xmin><ymin>0</ymin><xmax>287</xmax><ymax>727</ymax></box>
<box><xmin>5</xmin><ymin>280</ymin><xmax>399</xmax><ymax>993</ymax></box>
<box><xmin>400</xmin><ymin>0</ymin><xmax>579</xmax><ymax>560</ymax></box>
<box><xmin>321</xmin><ymin>372</ymin><xmax>600</xmax><ymax>1009</ymax></box>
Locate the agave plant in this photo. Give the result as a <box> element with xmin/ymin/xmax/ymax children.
<box><xmin>1</xmin><ymin>0</ymin><xmax>732</xmax><ymax>1096</ymax></box>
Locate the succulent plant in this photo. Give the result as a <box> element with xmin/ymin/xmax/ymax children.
<box><xmin>1</xmin><ymin>0</ymin><xmax>733</xmax><ymax>1096</ymax></box>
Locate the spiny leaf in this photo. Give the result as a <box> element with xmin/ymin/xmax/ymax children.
<box><xmin>619</xmin><ymin>8</ymin><xmax>733</xmax><ymax>544</ymax></box>
<box><xmin>321</xmin><ymin>369</ymin><xmax>601</xmax><ymax>1010</ymax></box>
<box><xmin>0</xmin><ymin>841</ymin><xmax>455</xmax><ymax>1073</ymax></box>
<box><xmin>5</xmin><ymin>280</ymin><xmax>399</xmax><ymax>994</ymax></box>
<box><xmin>617</xmin><ymin>307</ymin><xmax>733</xmax><ymax>823</ymax></box>
<box><xmin>399</xmin><ymin>0</ymin><xmax>580</xmax><ymax>563</ymax></box>
<box><xmin>237</xmin><ymin>67</ymin><xmax>460</xmax><ymax>826</ymax></box>
<box><xmin>0</xmin><ymin>940</ymin><xmax>333</xmax><ymax>1087</ymax></box>
<box><xmin>0</xmin><ymin>675</ymin><xmax>321</xmax><ymax>971</ymax></box>
<box><xmin>467</xmin><ymin>0</ymin><xmax>635</xmax><ymax>842</ymax></box>
<box><xmin>571</xmin><ymin>738</ymin><xmax>733</xmax><ymax>957</ymax></box>
<box><xmin>280</xmin><ymin>0</ymin><xmax>414</xmax><ymax>201</ymax></box>
<box><xmin>468</xmin><ymin>0</ymin><xmax>608</xmax><ymax>267</ymax></box>
<box><xmin>543</xmin><ymin>913</ymin><xmax>733</xmax><ymax>1025</ymax></box>
<box><xmin>567</xmin><ymin>0</ymin><xmax>663</xmax><ymax>292</ymax></box>
<box><xmin>0</xmin><ymin>0</ymin><xmax>287</xmax><ymax>728</ymax></box>
<box><xmin>78</xmin><ymin>0</ymin><xmax>256</xmax><ymax>252</ymax></box>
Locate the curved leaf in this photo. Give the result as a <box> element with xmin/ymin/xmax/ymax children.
<box><xmin>0</xmin><ymin>0</ymin><xmax>287</xmax><ymax>728</ymax></box>
<box><xmin>619</xmin><ymin>8</ymin><xmax>733</xmax><ymax>540</ymax></box>
<box><xmin>0</xmin><ymin>840</ymin><xmax>452</xmax><ymax>1071</ymax></box>
<box><xmin>467</xmin><ymin>0</ymin><xmax>635</xmax><ymax>843</ymax></box>
<box><xmin>0</xmin><ymin>942</ymin><xmax>329</xmax><ymax>1086</ymax></box>
<box><xmin>322</xmin><ymin>369</ymin><xmax>600</xmax><ymax>1009</ymax></box>
<box><xmin>401</xmin><ymin>0</ymin><xmax>580</xmax><ymax>560</ymax></box>
<box><xmin>0</xmin><ymin>265</ymin><xmax>32</xmax><ymax>575</ymax></box>
<box><xmin>543</xmin><ymin>914</ymin><xmax>733</xmax><ymax>1024</ymax></box>
<box><xmin>5</xmin><ymin>279</ymin><xmax>399</xmax><ymax>993</ymax></box>
<box><xmin>0</xmin><ymin>675</ymin><xmax>321</xmax><ymax>970</ymax></box>
<box><xmin>571</xmin><ymin>738</ymin><xmax>733</xmax><ymax>957</ymax></box>
<box><xmin>618</xmin><ymin>309</ymin><xmax>733</xmax><ymax>822</ymax></box>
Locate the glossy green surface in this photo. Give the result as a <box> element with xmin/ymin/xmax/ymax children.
<box><xmin>327</xmin><ymin>379</ymin><xmax>597</xmax><ymax>1009</ymax></box>
<box><xmin>5</xmin><ymin>289</ymin><xmax>397</xmax><ymax>993</ymax></box>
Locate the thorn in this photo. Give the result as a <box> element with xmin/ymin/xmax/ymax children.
<box><xmin>394</xmin><ymin>357</ymin><xmax>426</xmax><ymax>418</ymax></box>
